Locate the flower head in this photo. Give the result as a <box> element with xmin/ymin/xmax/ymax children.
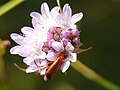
<box><xmin>10</xmin><ymin>1</ymin><xmax>84</xmax><ymax>80</ymax></box>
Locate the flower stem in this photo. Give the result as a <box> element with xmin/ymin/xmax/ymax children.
<box><xmin>0</xmin><ymin>0</ymin><xmax>25</xmax><ymax>16</ymax></box>
<box><xmin>71</xmin><ymin>60</ymin><xmax>120</xmax><ymax>90</ymax></box>
<box><xmin>0</xmin><ymin>39</ymin><xmax>11</xmax><ymax>90</ymax></box>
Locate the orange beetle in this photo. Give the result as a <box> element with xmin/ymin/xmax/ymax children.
<box><xmin>44</xmin><ymin>52</ymin><xmax>65</xmax><ymax>81</ymax></box>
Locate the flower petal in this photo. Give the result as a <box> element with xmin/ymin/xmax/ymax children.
<box><xmin>23</xmin><ymin>57</ymin><xmax>34</xmax><ymax>65</ymax></box>
<box><xmin>40</xmin><ymin>51</ymin><xmax>47</xmax><ymax>59</ymax></box>
<box><xmin>31</xmin><ymin>19</ymin><xmax>38</xmax><ymax>28</ymax></box>
<box><xmin>64</xmin><ymin>52</ymin><xmax>76</xmax><ymax>64</ymax></box>
<box><xmin>71</xmin><ymin>12</ymin><xmax>83</xmax><ymax>25</ymax></box>
<box><xmin>26</xmin><ymin>66</ymin><xmax>38</xmax><ymax>73</ymax></box>
<box><xmin>30</xmin><ymin>12</ymin><xmax>41</xmax><ymax>20</ymax></box>
<box><xmin>35</xmin><ymin>42</ymin><xmax>44</xmax><ymax>48</ymax></box>
<box><xmin>63</xmin><ymin>4</ymin><xmax>72</xmax><ymax>21</ymax></box>
<box><xmin>69</xmin><ymin>25</ymin><xmax>76</xmax><ymax>29</ymax></box>
<box><xmin>50</xmin><ymin>6</ymin><xmax>59</xmax><ymax>18</ymax></box>
<box><xmin>41</xmin><ymin>3</ymin><xmax>50</xmax><ymax>17</ymax></box>
<box><xmin>30</xmin><ymin>12</ymin><xmax>43</xmax><ymax>27</ymax></box>
<box><xmin>18</xmin><ymin>45</ymin><xmax>34</xmax><ymax>57</ymax></box>
<box><xmin>61</xmin><ymin>61</ymin><xmax>70</xmax><ymax>73</ymax></box>
<box><xmin>52</xmin><ymin>41</ymin><xmax>64</xmax><ymax>52</ymax></box>
<box><xmin>46</xmin><ymin>52</ymin><xmax>58</xmax><ymax>61</ymax></box>
<box><xmin>65</xmin><ymin>42</ymin><xmax>74</xmax><ymax>52</ymax></box>
<box><xmin>69</xmin><ymin>53</ymin><xmax>77</xmax><ymax>62</ymax></box>
<box><xmin>21</xmin><ymin>27</ymin><xmax>34</xmax><ymax>36</ymax></box>
<box><xmin>40</xmin><ymin>68</ymin><xmax>46</xmax><ymax>75</ymax></box>
<box><xmin>34</xmin><ymin>27</ymin><xmax>48</xmax><ymax>42</ymax></box>
<box><xmin>10</xmin><ymin>33</ymin><xmax>24</xmax><ymax>44</ymax></box>
<box><xmin>10</xmin><ymin>46</ymin><xmax>20</xmax><ymax>54</ymax></box>
<box><xmin>40</xmin><ymin>60</ymin><xmax>48</xmax><ymax>66</ymax></box>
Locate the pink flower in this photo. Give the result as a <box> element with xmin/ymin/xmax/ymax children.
<box><xmin>10</xmin><ymin>27</ymin><xmax>47</xmax><ymax>58</ymax></box>
<box><xmin>10</xmin><ymin>1</ymin><xmax>83</xmax><ymax>77</ymax></box>
<box><xmin>24</xmin><ymin>57</ymin><xmax>48</xmax><ymax>75</ymax></box>
<box><xmin>30</xmin><ymin>2</ymin><xmax>59</xmax><ymax>29</ymax></box>
<box><xmin>56</xmin><ymin>4</ymin><xmax>83</xmax><ymax>29</ymax></box>
<box><xmin>51</xmin><ymin>41</ymin><xmax>77</xmax><ymax>72</ymax></box>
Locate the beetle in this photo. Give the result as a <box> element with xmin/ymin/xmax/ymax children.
<box><xmin>44</xmin><ymin>52</ymin><xmax>65</xmax><ymax>81</ymax></box>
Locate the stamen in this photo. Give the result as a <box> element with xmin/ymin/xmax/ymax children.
<box><xmin>57</xmin><ymin>0</ymin><xmax>62</xmax><ymax>15</ymax></box>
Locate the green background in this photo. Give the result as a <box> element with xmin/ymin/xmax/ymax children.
<box><xmin>0</xmin><ymin>0</ymin><xmax>120</xmax><ymax>90</ymax></box>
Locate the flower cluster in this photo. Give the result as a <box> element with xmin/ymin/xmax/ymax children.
<box><xmin>10</xmin><ymin>2</ymin><xmax>83</xmax><ymax>76</ymax></box>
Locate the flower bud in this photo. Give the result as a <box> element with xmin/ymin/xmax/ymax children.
<box><xmin>71</xmin><ymin>29</ymin><xmax>80</xmax><ymax>37</ymax></box>
<box><xmin>47</xmin><ymin>32</ymin><xmax>53</xmax><ymax>40</ymax></box>
<box><xmin>48</xmin><ymin>39</ymin><xmax>55</xmax><ymax>47</ymax></box>
<box><xmin>54</xmin><ymin>33</ymin><xmax>59</xmax><ymax>40</ymax></box>
<box><xmin>61</xmin><ymin>30</ymin><xmax>70</xmax><ymax>38</ymax></box>
<box><xmin>72</xmin><ymin>37</ymin><xmax>80</xmax><ymax>45</ymax></box>
<box><xmin>61</xmin><ymin>38</ymin><xmax>68</xmax><ymax>46</ymax></box>
<box><xmin>49</xmin><ymin>27</ymin><xmax>57</xmax><ymax>34</ymax></box>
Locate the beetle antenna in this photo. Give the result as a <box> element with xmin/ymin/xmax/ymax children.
<box><xmin>14</xmin><ymin>62</ymin><xmax>26</xmax><ymax>72</ymax></box>
<box><xmin>57</xmin><ymin>0</ymin><xmax>62</xmax><ymax>15</ymax></box>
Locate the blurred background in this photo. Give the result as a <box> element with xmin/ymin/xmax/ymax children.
<box><xmin>0</xmin><ymin>0</ymin><xmax>120</xmax><ymax>90</ymax></box>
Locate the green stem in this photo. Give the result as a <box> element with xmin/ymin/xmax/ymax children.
<box><xmin>71</xmin><ymin>60</ymin><xmax>120</xmax><ymax>90</ymax></box>
<box><xmin>0</xmin><ymin>0</ymin><xmax>25</xmax><ymax>16</ymax></box>
<box><xmin>0</xmin><ymin>39</ymin><xmax>11</xmax><ymax>90</ymax></box>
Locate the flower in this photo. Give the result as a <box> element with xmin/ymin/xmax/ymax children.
<box><xmin>30</xmin><ymin>2</ymin><xmax>59</xmax><ymax>29</ymax></box>
<box><xmin>24</xmin><ymin>57</ymin><xmax>48</xmax><ymax>75</ymax></box>
<box><xmin>10</xmin><ymin>1</ymin><xmax>83</xmax><ymax>80</ymax></box>
<box><xmin>10</xmin><ymin>25</ymin><xmax>47</xmax><ymax>74</ymax></box>
<box><xmin>56</xmin><ymin>4</ymin><xmax>83</xmax><ymax>29</ymax></box>
<box><xmin>51</xmin><ymin>41</ymin><xmax>77</xmax><ymax>72</ymax></box>
<box><xmin>10</xmin><ymin>27</ymin><xmax>47</xmax><ymax>58</ymax></box>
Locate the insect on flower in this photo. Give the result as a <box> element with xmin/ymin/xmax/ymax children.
<box><xmin>44</xmin><ymin>52</ymin><xmax>65</xmax><ymax>81</ymax></box>
<box><xmin>10</xmin><ymin>0</ymin><xmax>86</xmax><ymax>81</ymax></box>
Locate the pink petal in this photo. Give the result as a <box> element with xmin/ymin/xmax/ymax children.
<box><xmin>41</xmin><ymin>3</ymin><xmax>50</xmax><ymax>17</ymax></box>
<box><xmin>40</xmin><ymin>68</ymin><xmax>46</xmax><ymax>75</ymax></box>
<box><xmin>61</xmin><ymin>61</ymin><xmax>70</xmax><ymax>73</ymax></box>
<box><xmin>26</xmin><ymin>66</ymin><xmax>38</xmax><ymax>73</ymax></box>
<box><xmin>34</xmin><ymin>59</ymin><xmax>47</xmax><ymax>67</ymax></box>
<box><xmin>40</xmin><ymin>60</ymin><xmax>48</xmax><ymax>66</ymax></box>
<box><xmin>65</xmin><ymin>42</ymin><xmax>74</xmax><ymax>52</ymax></box>
<box><xmin>31</xmin><ymin>19</ymin><xmax>38</xmax><ymax>28</ymax></box>
<box><xmin>69</xmin><ymin>53</ymin><xmax>77</xmax><ymax>62</ymax></box>
<box><xmin>41</xmin><ymin>51</ymin><xmax>47</xmax><ymax>59</ymax></box>
<box><xmin>69</xmin><ymin>25</ymin><xmax>77</xmax><ymax>29</ymax></box>
<box><xmin>46</xmin><ymin>52</ymin><xmax>58</xmax><ymax>61</ymax></box>
<box><xmin>10</xmin><ymin>46</ymin><xmax>20</xmax><ymax>54</ymax></box>
<box><xmin>63</xmin><ymin>4</ymin><xmax>72</xmax><ymax>21</ymax></box>
<box><xmin>63</xmin><ymin>4</ymin><xmax>69</xmax><ymax>16</ymax></box>
<box><xmin>47</xmin><ymin>32</ymin><xmax>53</xmax><ymax>40</ymax></box>
<box><xmin>18</xmin><ymin>45</ymin><xmax>33</xmax><ymax>57</ymax></box>
<box><xmin>23</xmin><ymin>57</ymin><xmax>34</xmax><ymax>65</ymax></box>
<box><xmin>30</xmin><ymin>12</ymin><xmax>43</xmax><ymax>27</ymax></box>
<box><xmin>56</xmin><ymin>15</ymin><xmax>63</xmax><ymax>26</ymax></box>
<box><xmin>71</xmin><ymin>12</ymin><xmax>83</xmax><ymax>25</ymax></box>
<box><xmin>10</xmin><ymin>33</ymin><xmax>24</xmax><ymax>44</ymax></box>
<box><xmin>30</xmin><ymin>12</ymin><xmax>41</xmax><ymax>20</ymax></box>
<box><xmin>50</xmin><ymin>6</ymin><xmax>59</xmax><ymax>18</ymax></box>
<box><xmin>52</xmin><ymin>41</ymin><xmax>64</xmax><ymax>52</ymax></box>
<box><xmin>21</xmin><ymin>27</ymin><xmax>34</xmax><ymax>36</ymax></box>
<box><xmin>35</xmin><ymin>42</ymin><xmax>44</xmax><ymax>48</ymax></box>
